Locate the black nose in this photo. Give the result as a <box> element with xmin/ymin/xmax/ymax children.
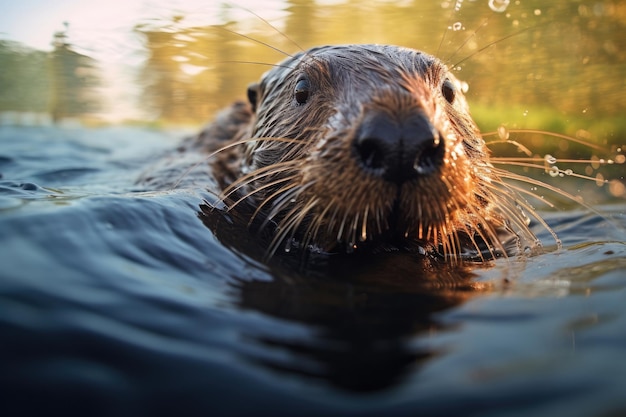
<box><xmin>353</xmin><ymin>111</ymin><xmax>445</xmax><ymax>184</ymax></box>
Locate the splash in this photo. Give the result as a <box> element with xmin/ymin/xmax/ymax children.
<box><xmin>488</xmin><ymin>0</ymin><xmax>510</xmax><ymax>13</ymax></box>
<box><xmin>450</xmin><ymin>22</ymin><xmax>464</xmax><ymax>31</ymax></box>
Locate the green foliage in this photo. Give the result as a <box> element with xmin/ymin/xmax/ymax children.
<box><xmin>0</xmin><ymin>26</ymin><xmax>101</xmax><ymax>123</ymax></box>
<box><xmin>1</xmin><ymin>0</ymin><xmax>624</xmax><ymax>137</ymax></box>
<box><xmin>0</xmin><ymin>41</ymin><xmax>51</xmax><ymax>112</ymax></box>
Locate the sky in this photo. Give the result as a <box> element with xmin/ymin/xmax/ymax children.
<box><xmin>1</xmin><ymin>0</ymin><xmax>143</xmax><ymax>51</ymax></box>
<box><xmin>0</xmin><ymin>0</ymin><xmax>287</xmax><ymax>54</ymax></box>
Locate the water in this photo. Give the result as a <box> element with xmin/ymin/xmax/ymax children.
<box><xmin>1</xmin><ymin>1</ymin><xmax>626</xmax><ymax>416</ymax></box>
<box><xmin>1</xmin><ymin>125</ymin><xmax>625</xmax><ymax>417</ymax></box>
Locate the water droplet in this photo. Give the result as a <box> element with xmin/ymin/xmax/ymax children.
<box><xmin>523</xmin><ymin>109</ymin><xmax>529</xmax><ymax>116</ymax></box>
<box><xmin>497</xmin><ymin>125</ymin><xmax>509</xmax><ymax>140</ymax></box>
<box><xmin>451</xmin><ymin>22</ymin><xmax>463</xmax><ymax>31</ymax></box>
<box><xmin>534</xmin><ymin>9</ymin><xmax>542</xmax><ymax>16</ymax></box>
<box><xmin>545</xmin><ymin>154</ymin><xmax>557</xmax><ymax>164</ymax></box>
<box><xmin>564</xmin><ymin>169</ymin><xmax>573</xmax><ymax>176</ymax></box>
<box><xmin>548</xmin><ymin>166</ymin><xmax>559</xmax><ymax>177</ymax></box>
<box><xmin>342</xmin><ymin>242</ymin><xmax>353</xmax><ymax>254</ymax></box>
<box><xmin>488</xmin><ymin>0</ymin><xmax>510</xmax><ymax>13</ymax></box>
<box><xmin>284</xmin><ymin>239</ymin><xmax>292</xmax><ymax>253</ymax></box>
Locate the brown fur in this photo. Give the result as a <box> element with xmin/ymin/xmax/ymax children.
<box><xmin>195</xmin><ymin>44</ymin><xmax>538</xmax><ymax>262</ymax></box>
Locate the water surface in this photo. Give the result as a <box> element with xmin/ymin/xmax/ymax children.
<box><xmin>1</xmin><ymin>124</ymin><xmax>625</xmax><ymax>416</ymax></box>
<box><xmin>1</xmin><ymin>1</ymin><xmax>626</xmax><ymax>416</ymax></box>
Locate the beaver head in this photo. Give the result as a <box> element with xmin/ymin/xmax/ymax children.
<box><xmin>222</xmin><ymin>44</ymin><xmax>535</xmax><ymax>261</ymax></box>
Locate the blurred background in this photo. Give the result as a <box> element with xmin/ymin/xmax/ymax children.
<box><xmin>1</xmin><ymin>0</ymin><xmax>624</xmax><ymax>198</ymax></box>
<box><xmin>1</xmin><ymin>1</ymin><xmax>623</xmax><ymax>125</ymax></box>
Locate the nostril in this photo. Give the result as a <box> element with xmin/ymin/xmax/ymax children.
<box><xmin>353</xmin><ymin>111</ymin><xmax>445</xmax><ymax>184</ymax></box>
<box><xmin>413</xmin><ymin>134</ymin><xmax>445</xmax><ymax>175</ymax></box>
<box><xmin>356</xmin><ymin>136</ymin><xmax>386</xmax><ymax>171</ymax></box>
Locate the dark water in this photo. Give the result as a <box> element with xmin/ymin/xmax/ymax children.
<box><xmin>1</xmin><ymin>125</ymin><xmax>625</xmax><ymax>417</ymax></box>
<box><xmin>1</xmin><ymin>0</ymin><xmax>626</xmax><ymax>416</ymax></box>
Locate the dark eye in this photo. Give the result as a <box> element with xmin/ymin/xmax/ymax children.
<box><xmin>442</xmin><ymin>78</ymin><xmax>456</xmax><ymax>104</ymax></box>
<box><xmin>294</xmin><ymin>77</ymin><xmax>310</xmax><ymax>105</ymax></box>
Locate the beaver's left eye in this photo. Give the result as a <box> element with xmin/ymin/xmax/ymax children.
<box><xmin>295</xmin><ymin>78</ymin><xmax>311</xmax><ymax>105</ymax></box>
<box><xmin>442</xmin><ymin>78</ymin><xmax>456</xmax><ymax>104</ymax></box>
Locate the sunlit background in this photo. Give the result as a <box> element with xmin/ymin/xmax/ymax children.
<box><xmin>1</xmin><ymin>0</ymin><xmax>624</xmax><ymax>150</ymax></box>
<box><xmin>1</xmin><ymin>0</ymin><xmax>282</xmax><ymax>123</ymax></box>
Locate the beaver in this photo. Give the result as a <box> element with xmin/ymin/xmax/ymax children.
<box><xmin>191</xmin><ymin>44</ymin><xmax>541</xmax><ymax>263</ymax></box>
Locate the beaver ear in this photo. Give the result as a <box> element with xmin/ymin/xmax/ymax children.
<box><xmin>247</xmin><ymin>83</ymin><xmax>260</xmax><ymax>113</ymax></box>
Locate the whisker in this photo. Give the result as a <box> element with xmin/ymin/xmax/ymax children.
<box><xmin>171</xmin><ymin>136</ymin><xmax>301</xmax><ymax>190</ymax></box>
<box><xmin>336</xmin><ymin>209</ymin><xmax>351</xmax><ymax>244</ymax></box>
<box><xmin>349</xmin><ymin>211</ymin><xmax>360</xmax><ymax>246</ymax></box>
<box><xmin>484</xmin><ymin>139</ymin><xmax>534</xmax><ymax>156</ymax></box>
<box><xmin>233</xmin><ymin>4</ymin><xmax>305</xmax><ymax>53</ymax></box>
<box><xmin>361</xmin><ymin>204</ymin><xmax>370</xmax><ymax>242</ymax></box>
<box><xmin>494</xmin><ymin>169</ymin><xmax>590</xmax><ymax>204</ymax></box>
<box><xmin>493</xmin><ymin>186</ymin><xmax>560</xmax><ymax>249</ymax></box>
<box><xmin>450</xmin><ymin>182</ymin><xmax>503</xmax><ymax>261</ymax></box>
<box><xmin>255</xmin><ymin>180</ymin><xmax>316</xmax><ymax>235</ymax></box>
<box><xmin>443</xmin><ymin>18</ymin><xmax>490</xmax><ymax>65</ymax></box>
<box><xmin>217</xmin><ymin>26</ymin><xmax>294</xmax><ymax>59</ymax></box>
<box><xmin>267</xmin><ymin>197</ymin><xmax>318</xmax><ymax>258</ymax></box>
<box><xmin>219</xmin><ymin>60</ymin><xmax>296</xmax><ymax>70</ymax></box>
<box><xmin>490</xmin><ymin>160</ymin><xmax>609</xmax><ymax>183</ymax></box>
<box><xmin>452</xmin><ymin>23</ymin><xmax>544</xmax><ymax>68</ymax></box>
<box><xmin>249</xmin><ymin>182</ymin><xmax>302</xmax><ymax>228</ymax></box>
<box><xmin>486</xmin><ymin>180</ymin><xmax>556</xmax><ymax>209</ymax></box>
<box><xmin>436</xmin><ymin>0</ymin><xmax>457</xmax><ymax>58</ymax></box>
<box><xmin>483</xmin><ymin>129</ymin><xmax>607</xmax><ymax>151</ymax></box>
<box><xmin>221</xmin><ymin>159</ymin><xmax>300</xmax><ymax>200</ymax></box>
<box><xmin>461</xmin><ymin>204</ymin><xmax>500</xmax><ymax>261</ymax></box>
<box><xmin>491</xmin><ymin>157</ymin><xmax>612</xmax><ymax>164</ymax></box>
<box><xmin>490</xmin><ymin>169</ymin><xmax>609</xmax><ymax>246</ymax></box>
<box><xmin>301</xmin><ymin>197</ymin><xmax>333</xmax><ymax>250</ymax></box>
<box><xmin>226</xmin><ymin>174</ymin><xmax>299</xmax><ymax>213</ymax></box>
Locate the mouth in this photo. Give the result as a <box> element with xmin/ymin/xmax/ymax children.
<box><xmin>383</xmin><ymin>189</ymin><xmax>405</xmax><ymax>235</ymax></box>
<box><xmin>328</xmin><ymin>188</ymin><xmax>432</xmax><ymax>255</ymax></box>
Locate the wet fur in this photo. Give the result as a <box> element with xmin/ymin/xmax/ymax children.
<box><xmin>194</xmin><ymin>44</ymin><xmax>540</xmax><ymax>263</ymax></box>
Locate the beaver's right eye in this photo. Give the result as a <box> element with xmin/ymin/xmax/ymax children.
<box><xmin>294</xmin><ymin>78</ymin><xmax>311</xmax><ymax>105</ymax></box>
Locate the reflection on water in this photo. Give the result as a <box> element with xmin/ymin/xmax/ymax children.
<box><xmin>233</xmin><ymin>272</ymin><xmax>469</xmax><ymax>392</ymax></box>
<box><xmin>199</xmin><ymin>196</ymin><xmax>485</xmax><ymax>392</ymax></box>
